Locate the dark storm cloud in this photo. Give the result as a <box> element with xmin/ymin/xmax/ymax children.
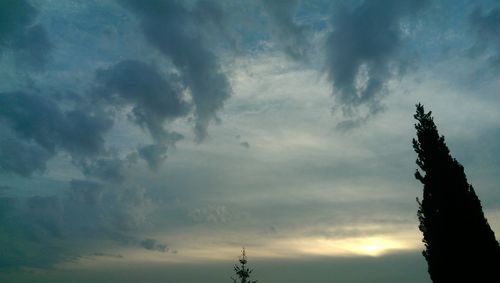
<box><xmin>121</xmin><ymin>0</ymin><xmax>232</xmax><ymax>141</ymax></box>
<box><xmin>0</xmin><ymin>0</ymin><xmax>52</xmax><ymax>68</ymax></box>
<box><xmin>262</xmin><ymin>0</ymin><xmax>309</xmax><ymax>60</ymax></box>
<box><xmin>469</xmin><ymin>6</ymin><xmax>500</xmax><ymax>69</ymax></box>
<box><xmin>326</xmin><ymin>0</ymin><xmax>426</xmax><ymax>120</ymax></box>
<box><xmin>0</xmin><ymin>92</ymin><xmax>113</xmax><ymax>176</ymax></box>
<box><xmin>96</xmin><ymin>60</ymin><xmax>188</xmax><ymax>143</ymax></box>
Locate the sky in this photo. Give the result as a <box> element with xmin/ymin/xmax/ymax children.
<box><xmin>0</xmin><ymin>0</ymin><xmax>499</xmax><ymax>282</ymax></box>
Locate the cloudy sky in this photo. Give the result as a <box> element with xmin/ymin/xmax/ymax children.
<box><xmin>0</xmin><ymin>0</ymin><xmax>499</xmax><ymax>282</ymax></box>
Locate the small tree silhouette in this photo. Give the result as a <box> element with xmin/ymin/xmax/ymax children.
<box><xmin>413</xmin><ymin>103</ymin><xmax>500</xmax><ymax>282</ymax></box>
<box><xmin>231</xmin><ymin>248</ymin><xmax>257</xmax><ymax>283</ymax></box>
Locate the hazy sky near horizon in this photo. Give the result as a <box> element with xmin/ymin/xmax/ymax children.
<box><xmin>0</xmin><ymin>0</ymin><xmax>499</xmax><ymax>282</ymax></box>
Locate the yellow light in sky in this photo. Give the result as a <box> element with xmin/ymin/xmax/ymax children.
<box><xmin>289</xmin><ymin>234</ymin><xmax>416</xmax><ymax>258</ymax></box>
<box><xmin>345</xmin><ymin>237</ymin><xmax>407</xmax><ymax>257</ymax></box>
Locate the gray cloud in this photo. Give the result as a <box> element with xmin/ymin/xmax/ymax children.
<box><xmin>95</xmin><ymin>60</ymin><xmax>188</xmax><ymax>143</ymax></box>
<box><xmin>0</xmin><ymin>92</ymin><xmax>112</xmax><ymax>157</ymax></box>
<box><xmin>239</xmin><ymin>141</ymin><xmax>250</xmax><ymax>149</ymax></box>
<box><xmin>0</xmin><ymin>181</ymin><xmax>158</xmax><ymax>269</ymax></box>
<box><xmin>67</xmin><ymin>182</ymin><xmax>156</xmax><ymax>233</ymax></box>
<box><xmin>91</xmin><ymin>252</ymin><xmax>124</xmax><ymax>259</ymax></box>
<box><xmin>0</xmin><ymin>92</ymin><xmax>113</xmax><ymax>177</ymax></box>
<box><xmin>95</xmin><ymin>59</ymin><xmax>189</xmax><ymax>170</ymax></box>
<box><xmin>79</xmin><ymin>157</ymin><xmax>129</xmax><ymax>184</ymax></box>
<box><xmin>140</xmin><ymin>238</ymin><xmax>168</xmax><ymax>253</ymax></box>
<box><xmin>188</xmin><ymin>204</ymin><xmax>231</xmax><ymax>224</ymax></box>
<box><xmin>470</xmin><ymin>6</ymin><xmax>500</xmax><ymax>44</ymax></box>
<box><xmin>0</xmin><ymin>65</ymin><xmax>188</xmax><ymax>179</ymax></box>
<box><xmin>236</xmin><ymin>134</ymin><xmax>250</xmax><ymax>149</ymax></box>
<box><xmin>121</xmin><ymin>0</ymin><xmax>232</xmax><ymax>141</ymax></box>
<box><xmin>138</xmin><ymin>144</ymin><xmax>168</xmax><ymax>171</ymax></box>
<box><xmin>70</xmin><ymin>179</ymin><xmax>104</xmax><ymax>206</ymax></box>
<box><xmin>0</xmin><ymin>8</ymin><xmax>199</xmax><ymax>269</ymax></box>
<box><xmin>0</xmin><ymin>185</ymin><xmax>12</xmax><ymax>192</ymax></box>
<box><xmin>0</xmin><ymin>197</ymin><xmax>68</xmax><ymax>269</ymax></box>
<box><xmin>469</xmin><ymin>6</ymin><xmax>500</xmax><ymax>69</ymax></box>
<box><xmin>0</xmin><ymin>135</ymin><xmax>52</xmax><ymax>176</ymax></box>
<box><xmin>326</xmin><ymin>0</ymin><xmax>426</xmax><ymax>122</ymax></box>
<box><xmin>262</xmin><ymin>0</ymin><xmax>310</xmax><ymax>60</ymax></box>
<box><xmin>24</xmin><ymin>196</ymin><xmax>64</xmax><ymax>239</ymax></box>
<box><xmin>0</xmin><ymin>0</ymin><xmax>52</xmax><ymax>68</ymax></box>
<box><xmin>192</xmin><ymin>0</ymin><xmax>237</xmax><ymax>48</ymax></box>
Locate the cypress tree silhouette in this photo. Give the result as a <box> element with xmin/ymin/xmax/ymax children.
<box><xmin>231</xmin><ymin>248</ymin><xmax>257</xmax><ymax>283</ymax></box>
<box><xmin>413</xmin><ymin>103</ymin><xmax>500</xmax><ymax>282</ymax></box>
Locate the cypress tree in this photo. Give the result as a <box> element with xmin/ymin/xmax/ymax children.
<box><xmin>231</xmin><ymin>248</ymin><xmax>257</xmax><ymax>283</ymax></box>
<box><xmin>413</xmin><ymin>103</ymin><xmax>499</xmax><ymax>282</ymax></box>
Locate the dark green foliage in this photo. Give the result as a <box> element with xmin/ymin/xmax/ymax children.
<box><xmin>413</xmin><ymin>103</ymin><xmax>500</xmax><ymax>282</ymax></box>
<box><xmin>231</xmin><ymin>248</ymin><xmax>257</xmax><ymax>283</ymax></box>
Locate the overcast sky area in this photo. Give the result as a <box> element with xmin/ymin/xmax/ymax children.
<box><xmin>0</xmin><ymin>0</ymin><xmax>499</xmax><ymax>282</ymax></box>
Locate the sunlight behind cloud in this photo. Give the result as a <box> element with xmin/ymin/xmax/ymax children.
<box><xmin>286</xmin><ymin>234</ymin><xmax>417</xmax><ymax>258</ymax></box>
<box><xmin>342</xmin><ymin>237</ymin><xmax>410</xmax><ymax>257</ymax></box>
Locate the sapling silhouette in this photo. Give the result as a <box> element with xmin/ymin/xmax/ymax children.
<box><xmin>231</xmin><ymin>248</ymin><xmax>257</xmax><ymax>283</ymax></box>
<box><xmin>413</xmin><ymin>103</ymin><xmax>499</xmax><ymax>282</ymax></box>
